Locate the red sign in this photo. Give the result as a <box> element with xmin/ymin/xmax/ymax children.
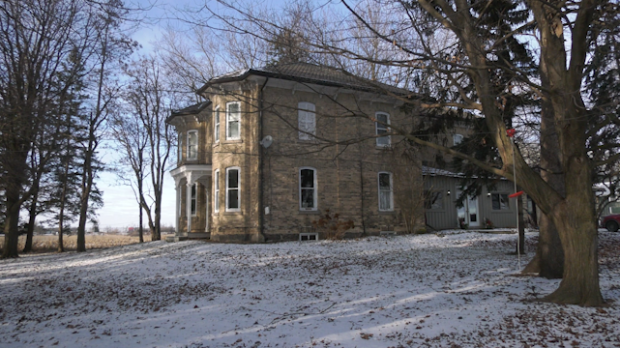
<box><xmin>506</xmin><ymin>128</ymin><xmax>516</xmax><ymax>137</ymax></box>
<box><xmin>509</xmin><ymin>191</ymin><xmax>524</xmax><ymax>198</ymax></box>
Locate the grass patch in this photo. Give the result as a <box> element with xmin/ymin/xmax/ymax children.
<box><xmin>0</xmin><ymin>233</ymin><xmax>173</xmax><ymax>254</ymax></box>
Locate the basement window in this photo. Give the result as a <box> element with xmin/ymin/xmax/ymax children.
<box><xmin>299</xmin><ymin>233</ymin><xmax>319</xmax><ymax>241</ymax></box>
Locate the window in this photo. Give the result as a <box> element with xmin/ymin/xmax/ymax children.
<box><xmin>214</xmin><ymin>170</ymin><xmax>220</xmax><ymax>212</ymax></box>
<box><xmin>226</xmin><ymin>167</ymin><xmax>240</xmax><ymax>211</ymax></box>
<box><xmin>299</xmin><ymin>233</ymin><xmax>318</xmax><ymax>241</ymax></box>
<box><xmin>378</xmin><ymin>172</ymin><xmax>393</xmax><ymax>211</ymax></box>
<box><xmin>424</xmin><ymin>190</ymin><xmax>443</xmax><ymax>210</ymax></box>
<box><xmin>375</xmin><ymin>112</ymin><xmax>390</xmax><ymax>147</ymax></box>
<box><xmin>453</xmin><ymin>133</ymin><xmax>464</xmax><ymax>146</ymax></box>
<box><xmin>190</xmin><ymin>183</ymin><xmax>197</xmax><ymax>216</ymax></box>
<box><xmin>177</xmin><ymin>134</ymin><xmax>182</xmax><ymax>163</ymax></box>
<box><xmin>187</xmin><ymin>130</ymin><xmax>198</xmax><ymax>160</ymax></box>
<box><xmin>298</xmin><ymin>102</ymin><xmax>316</xmax><ymax>140</ymax></box>
<box><xmin>492</xmin><ymin>193</ymin><xmax>509</xmax><ymax>210</ymax></box>
<box><xmin>214</xmin><ymin>106</ymin><xmax>220</xmax><ymax>143</ymax></box>
<box><xmin>226</xmin><ymin>102</ymin><xmax>241</xmax><ymax>140</ymax></box>
<box><xmin>299</xmin><ymin>167</ymin><xmax>317</xmax><ymax>210</ymax></box>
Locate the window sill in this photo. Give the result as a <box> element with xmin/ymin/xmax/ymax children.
<box><xmin>223</xmin><ymin>139</ymin><xmax>243</xmax><ymax>144</ymax></box>
<box><xmin>378</xmin><ymin>210</ymin><xmax>396</xmax><ymax>214</ymax></box>
<box><xmin>224</xmin><ymin>210</ymin><xmax>242</xmax><ymax>214</ymax></box>
<box><xmin>299</xmin><ymin>210</ymin><xmax>320</xmax><ymax>215</ymax></box>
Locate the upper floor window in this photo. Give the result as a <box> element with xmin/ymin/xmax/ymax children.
<box><xmin>299</xmin><ymin>167</ymin><xmax>317</xmax><ymax>210</ymax></box>
<box><xmin>375</xmin><ymin>112</ymin><xmax>390</xmax><ymax>147</ymax></box>
<box><xmin>226</xmin><ymin>167</ymin><xmax>240</xmax><ymax>211</ymax></box>
<box><xmin>214</xmin><ymin>106</ymin><xmax>220</xmax><ymax>143</ymax></box>
<box><xmin>214</xmin><ymin>170</ymin><xmax>220</xmax><ymax>213</ymax></box>
<box><xmin>187</xmin><ymin>130</ymin><xmax>198</xmax><ymax>160</ymax></box>
<box><xmin>492</xmin><ymin>193</ymin><xmax>509</xmax><ymax>210</ymax></box>
<box><xmin>298</xmin><ymin>102</ymin><xmax>316</xmax><ymax>140</ymax></box>
<box><xmin>226</xmin><ymin>102</ymin><xmax>241</xmax><ymax>140</ymax></box>
<box><xmin>378</xmin><ymin>172</ymin><xmax>393</xmax><ymax>211</ymax></box>
<box><xmin>190</xmin><ymin>183</ymin><xmax>197</xmax><ymax>216</ymax></box>
<box><xmin>453</xmin><ymin>133</ymin><xmax>464</xmax><ymax>146</ymax></box>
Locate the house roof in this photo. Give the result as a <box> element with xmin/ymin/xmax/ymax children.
<box><xmin>422</xmin><ymin>166</ymin><xmax>464</xmax><ymax>178</ymax></box>
<box><xmin>166</xmin><ymin>100</ymin><xmax>211</xmax><ymax>123</ymax></box>
<box><xmin>197</xmin><ymin>62</ymin><xmax>412</xmax><ymax>96</ymax></box>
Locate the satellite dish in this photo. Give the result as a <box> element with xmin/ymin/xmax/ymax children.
<box><xmin>260</xmin><ymin>135</ymin><xmax>273</xmax><ymax>148</ymax></box>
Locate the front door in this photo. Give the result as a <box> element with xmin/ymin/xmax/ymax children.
<box><xmin>456</xmin><ymin>193</ymin><xmax>480</xmax><ymax>228</ymax></box>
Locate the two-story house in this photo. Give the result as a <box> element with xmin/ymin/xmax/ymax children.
<box><xmin>167</xmin><ymin>62</ymin><xmax>518</xmax><ymax>242</ymax></box>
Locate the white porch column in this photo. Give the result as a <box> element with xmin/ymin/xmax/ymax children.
<box><xmin>186</xmin><ymin>181</ymin><xmax>192</xmax><ymax>233</ymax></box>
<box><xmin>175</xmin><ymin>184</ymin><xmax>180</xmax><ymax>234</ymax></box>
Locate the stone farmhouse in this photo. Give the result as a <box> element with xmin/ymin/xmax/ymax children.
<box><xmin>167</xmin><ymin>62</ymin><xmax>517</xmax><ymax>242</ymax></box>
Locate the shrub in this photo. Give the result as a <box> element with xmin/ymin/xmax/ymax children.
<box><xmin>312</xmin><ymin>209</ymin><xmax>355</xmax><ymax>240</ymax></box>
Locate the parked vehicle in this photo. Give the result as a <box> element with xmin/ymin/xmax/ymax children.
<box><xmin>601</xmin><ymin>214</ymin><xmax>620</xmax><ymax>232</ymax></box>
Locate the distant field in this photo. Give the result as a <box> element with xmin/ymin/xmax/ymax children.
<box><xmin>0</xmin><ymin>233</ymin><xmax>173</xmax><ymax>253</ymax></box>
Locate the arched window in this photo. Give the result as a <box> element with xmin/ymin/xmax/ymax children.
<box><xmin>214</xmin><ymin>106</ymin><xmax>220</xmax><ymax>143</ymax></box>
<box><xmin>375</xmin><ymin>112</ymin><xmax>390</xmax><ymax>147</ymax></box>
<box><xmin>187</xmin><ymin>130</ymin><xmax>198</xmax><ymax>160</ymax></box>
<box><xmin>298</xmin><ymin>102</ymin><xmax>316</xmax><ymax>140</ymax></box>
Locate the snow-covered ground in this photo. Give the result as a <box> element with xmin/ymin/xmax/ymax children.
<box><xmin>1</xmin><ymin>231</ymin><xmax>619</xmax><ymax>348</ymax></box>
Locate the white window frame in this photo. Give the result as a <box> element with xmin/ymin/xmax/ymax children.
<box><xmin>214</xmin><ymin>106</ymin><xmax>220</xmax><ymax>143</ymax></box>
<box><xmin>226</xmin><ymin>101</ymin><xmax>241</xmax><ymax>140</ymax></box>
<box><xmin>375</xmin><ymin>112</ymin><xmax>391</xmax><ymax>147</ymax></box>
<box><xmin>187</xmin><ymin>130</ymin><xmax>198</xmax><ymax>161</ymax></box>
<box><xmin>225</xmin><ymin>167</ymin><xmax>241</xmax><ymax>212</ymax></box>
<box><xmin>214</xmin><ymin>170</ymin><xmax>220</xmax><ymax>213</ymax></box>
<box><xmin>190</xmin><ymin>183</ymin><xmax>197</xmax><ymax>216</ymax></box>
<box><xmin>453</xmin><ymin>133</ymin><xmax>464</xmax><ymax>146</ymax></box>
<box><xmin>299</xmin><ymin>167</ymin><xmax>318</xmax><ymax>211</ymax></box>
<box><xmin>378</xmin><ymin>171</ymin><xmax>393</xmax><ymax>211</ymax></box>
<box><xmin>298</xmin><ymin>102</ymin><xmax>316</xmax><ymax>140</ymax></box>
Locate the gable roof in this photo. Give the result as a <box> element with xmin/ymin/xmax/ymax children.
<box><xmin>197</xmin><ymin>62</ymin><xmax>411</xmax><ymax>96</ymax></box>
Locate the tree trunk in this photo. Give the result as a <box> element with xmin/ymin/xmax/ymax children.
<box><xmin>545</xmin><ymin>201</ymin><xmax>603</xmax><ymax>306</ymax></box>
<box><xmin>23</xmin><ymin>194</ymin><xmax>38</xmax><ymax>253</ymax></box>
<box><xmin>139</xmin><ymin>204</ymin><xmax>144</xmax><ymax>243</ymax></box>
<box><xmin>523</xmin><ymin>212</ymin><xmax>564</xmax><ymax>277</ymax></box>
<box><xmin>516</xmin><ymin>194</ymin><xmax>525</xmax><ymax>255</ymax></box>
<box><xmin>2</xmin><ymin>180</ymin><xmax>22</xmax><ymax>258</ymax></box>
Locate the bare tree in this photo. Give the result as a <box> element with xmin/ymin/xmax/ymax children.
<box><xmin>191</xmin><ymin>0</ymin><xmax>612</xmax><ymax>306</ymax></box>
<box><xmin>115</xmin><ymin>56</ymin><xmax>175</xmax><ymax>241</ymax></box>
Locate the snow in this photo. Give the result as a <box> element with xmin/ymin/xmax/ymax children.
<box><xmin>1</xmin><ymin>231</ymin><xmax>620</xmax><ymax>348</ymax></box>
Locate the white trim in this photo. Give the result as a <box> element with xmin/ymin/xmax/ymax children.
<box><xmin>298</xmin><ymin>102</ymin><xmax>316</xmax><ymax>140</ymax></box>
<box><xmin>214</xmin><ymin>106</ymin><xmax>220</xmax><ymax>143</ymax></box>
<box><xmin>375</xmin><ymin>112</ymin><xmax>391</xmax><ymax>147</ymax></box>
<box><xmin>225</xmin><ymin>167</ymin><xmax>241</xmax><ymax>212</ymax></box>
<box><xmin>187</xmin><ymin>130</ymin><xmax>198</xmax><ymax>161</ymax></box>
<box><xmin>299</xmin><ymin>167</ymin><xmax>318</xmax><ymax>211</ymax></box>
<box><xmin>378</xmin><ymin>171</ymin><xmax>393</xmax><ymax>211</ymax></box>
<box><xmin>226</xmin><ymin>101</ymin><xmax>241</xmax><ymax>140</ymax></box>
<box><xmin>214</xmin><ymin>169</ymin><xmax>220</xmax><ymax>213</ymax></box>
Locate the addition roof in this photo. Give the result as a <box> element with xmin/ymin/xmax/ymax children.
<box><xmin>166</xmin><ymin>100</ymin><xmax>211</xmax><ymax>123</ymax></box>
<box><xmin>197</xmin><ymin>62</ymin><xmax>412</xmax><ymax>97</ymax></box>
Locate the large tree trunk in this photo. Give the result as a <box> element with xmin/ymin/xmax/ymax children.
<box><xmin>23</xmin><ymin>194</ymin><xmax>38</xmax><ymax>253</ymax></box>
<box><xmin>2</xmin><ymin>180</ymin><xmax>22</xmax><ymax>258</ymax></box>
<box><xmin>523</xmin><ymin>213</ymin><xmax>564</xmax><ymax>278</ymax></box>
<box><xmin>546</xmin><ymin>201</ymin><xmax>602</xmax><ymax>306</ymax></box>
